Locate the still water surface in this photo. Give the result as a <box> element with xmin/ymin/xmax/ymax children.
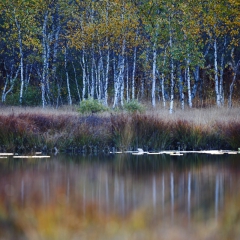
<box><xmin>0</xmin><ymin>153</ymin><xmax>240</xmax><ymax>238</ymax></box>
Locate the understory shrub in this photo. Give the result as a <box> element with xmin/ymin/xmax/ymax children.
<box><xmin>123</xmin><ymin>100</ymin><xmax>145</xmax><ymax>113</ymax></box>
<box><xmin>78</xmin><ymin>98</ymin><xmax>108</xmax><ymax>114</ymax></box>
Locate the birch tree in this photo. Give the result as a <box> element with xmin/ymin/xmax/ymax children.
<box><xmin>0</xmin><ymin>0</ymin><xmax>38</xmax><ymax>105</ymax></box>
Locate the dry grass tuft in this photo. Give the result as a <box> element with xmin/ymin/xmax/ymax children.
<box><xmin>0</xmin><ymin>106</ymin><xmax>239</xmax><ymax>152</ymax></box>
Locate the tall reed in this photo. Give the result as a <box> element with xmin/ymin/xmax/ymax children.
<box><xmin>0</xmin><ymin>107</ymin><xmax>239</xmax><ymax>153</ymax></box>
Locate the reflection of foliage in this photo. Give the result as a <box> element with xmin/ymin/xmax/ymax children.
<box><xmin>0</xmin><ymin>156</ymin><xmax>240</xmax><ymax>240</ymax></box>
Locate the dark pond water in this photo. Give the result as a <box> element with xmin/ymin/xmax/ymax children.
<box><xmin>0</xmin><ymin>153</ymin><xmax>240</xmax><ymax>239</ymax></box>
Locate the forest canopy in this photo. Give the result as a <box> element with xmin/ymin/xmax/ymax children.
<box><xmin>0</xmin><ymin>0</ymin><xmax>239</xmax><ymax>111</ymax></box>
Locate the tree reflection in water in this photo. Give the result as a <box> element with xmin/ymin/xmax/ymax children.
<box><xmin>0</xmin><ymin>153</ymin><xmax>239</xmax><ymax>239</ymax></box>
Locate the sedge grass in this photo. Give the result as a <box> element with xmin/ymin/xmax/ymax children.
<box><xmin>0</xmin><ymin>106</ymin><xmax>239</xmax><ymax>152</ymax></box>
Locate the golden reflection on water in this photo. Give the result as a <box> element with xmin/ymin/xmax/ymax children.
<box><xmin>0</xmin><ymin>153</ymin><xmax>240</xmax><ymax>239</ymax></box>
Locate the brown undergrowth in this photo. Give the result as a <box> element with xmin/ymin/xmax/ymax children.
<box><xmin>0</xmin><ymin>106</ymin><xmax>239</xmax><ymax>153</ymax></box>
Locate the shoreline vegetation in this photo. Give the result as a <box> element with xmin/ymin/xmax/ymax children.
<box><xmin>0</xmin><ymin>105</ymin><xmax>239</xmax><ymax>154</ymax></box>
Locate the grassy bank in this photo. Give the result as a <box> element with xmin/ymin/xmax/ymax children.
<box><xmin>0</xmin><ymin>106</ymin><xmax>239</xmax><ymax>153</ymax></box>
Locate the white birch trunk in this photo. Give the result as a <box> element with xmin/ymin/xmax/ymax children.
<box><xmin>24</xmin><ymin>64</ymin><xmax>33</xmax><ymax>91</ymax></box>
<box><xmin>214</xmin><ymin>38</ymin><xmax>221</xmax><ymax>107</ymax></box>
<box><xmin>103</xmin><ymin>2</ymin><xmax>109</xmax><ymax>106</ymax></box>
<box><xmin>15</xmin><ymin>15</ymin><xmax>24</xmax><ymax>105</ymax></box>
<box><xmin>97</xmin><ymin>57</ymin><xmax>102</xmax><ymax>101</ymax></box>
<box><xmin>186</xmin><ymin>56</ymin><xmax>192</xmax><ymax>108</ymax></box>
<box><xmin>113</xmin><ymin>56</ymin><xmax>119</xmax><ymax>107</ymax></box>
<box><xmin>41</xmin><ymin>11</ymin><xmax>48</xmax><ymax>108</ymax></box>
<box><xmin>80</xmin><ymin>49</ymin><xmax>87</xmax><ymax>100</ymax></box>
<box><xmin>161</xmin><ymin>49</ymin><xmax>167</xmax><ymax>108</ymax></box>
<box><xmin>113</xmin><ymin>39</ymin><xmax>125</xmax><ymax>108</ymax></box>
<box><xmin>52</xmin><ymin>13</ymin><xmax>60</xmax><ymax>105</ymax></box>
<box><xmin>219</xmin><ymin>36</ymin><xmax>227</xmax><ymax>105</ymax></box>
<box><xmin>126</xmin><ymin>59</ymin><xmax>129</xmax><ymax>102</ymax></box>
<box><xmin>140</xmin><ymin>49</ymin><xmax>149</xmax><ymax>100</ymax></box>
<box><xmin>161</xmin><ymin>73</ymin><xmax>166</xmax><ymax>109</ymax></box>
<box><xmin>169</xmin><ymin>26</ymin><xmax>174</xmax><ymax>114</ymax></box>
<box><xmin>91</xmin><ymin>47</ymin><xmax>95</xmax><ymax>98</ymax></box>
<box><xmin>132</xmin><ymin>45</ymin><xmax>137</xmax><ymax>100</ymax></box>
<box><xmin>114</xmin><ymin>6</ymin><xmax>126</xmax><ymax>108</ymax></box>
<box><xmin>103</xmin><ymin>48</ymin><xmax>110</xmax><ymax>106</ymax></box>
<box><xmin>113</xmin><ymin>52</ymin><xmax>125</xmax><ymax>108</ymax></box>
<box><xmin>178</xmin><ymin>69</ymin><xmax>184</xmax><ymax>110</ymax></box>
<box><xmin>120</xmin><ymin>62</ymin><xmax>125</xmax><ymax>106</ymax></box>
<box><xmin>64</xmin><ymin>46</ymin><xmax>72</xmax><ymax>105</ymax></box>
<box><xmin>2</xmin><ymin>64</ymin><xmax>20</xmax><ymax>102</ymax></box>
<box><xmin>45</xmin><ymin>32</ymin><xmax>51</xmax><ymax>104</ymax></box>
<box><xmin>192</xmin><ymin>66</ymin><xmax>200</xmax><ymax>99</ymax></box>
<box><xmin>152</xmin><ymin>41</ymin><xmax>157</xmax><ymax>108</ymax></box>
<box><xmin>228</xmin><ymin>49</ymin><xmax>239</xmax><ymax>108</ymax></box>
<box><xmin>72</xmin><ymin>61</ymin><xmax>81</xmax><ymax>102</ymax></box>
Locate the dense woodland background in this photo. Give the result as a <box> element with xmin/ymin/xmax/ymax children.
<box><xmin>0</xmin><ymin>0</ymin><xmax>239</xmax><ymax>112</ymax></box>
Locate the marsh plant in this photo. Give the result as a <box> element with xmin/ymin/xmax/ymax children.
<box><xmin>0</xmin><ymin>107</ymin><xmax>239</xmax><ymax>153</ymax></box>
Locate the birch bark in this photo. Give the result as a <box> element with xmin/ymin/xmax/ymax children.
<box><xmin>214</xmin><ymin>38</ymin><xmax>221</xmax><ymax>107</ymax></box>
<box><xmin>41</xmin><ymin>11</ymin><xmax>49</xmax><ymax>108</ymax></box>
<box><xmin>219</xmin><ymin>36</ymin><xmax>227</xmax><ymax>105</ymax></box>
<box><xmin>169</xmin><ymin>24</ymin><xmax>174</xmax><ymax>114</ymax></box>
<box><xmin>64</xmin><ymin>45</ymin><xmax>72</xmax><ymax>105</ymax></box>
<box><xmin>152</xmin><ymin>41</ymin><xmax>157</xmax><ymax>108</ymax></box>
<box><xmin>2</xmin><ymin>64</ymin><xmax>20</xmax><ymax>102</ymax></box>
<box><xmin>14</xmin><ymin>15</ymin><xmax>24</xmax><ymax>105</ymax></box>
<box><xmin>186</xmin><ymin>56</ymin><xmax>192</xmax><ymax>108</ymax></box>
<box><xmin>132</xmin><ymin>45</ymin><xmax>137</xmax><ymax>100</ymax></box>
<box><xmin>228</xmin><ymin>49</ymin><xmax>239</xmax><ymax>108</ymax></box>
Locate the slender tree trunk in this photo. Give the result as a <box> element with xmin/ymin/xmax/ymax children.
<box><xmin>161</xmin><ymin>73</ymin><xmax>166</xmax><ymax>109</ymax></box>
<box><xmin>103</xmin><ymin>1</ymin><xmax>109</xmax><ymax>106</ymax></box>
<box><xmin>2</xmin><ymin>64</ymin><xmax>20</xmax><ymax>102</ymax></box>
<box><xmin>41</xmin><ymin>11</ymin><xmax>49</xmax><ymax>108</ymax></box>
<box><xmin>80</xmin><ymin>49</ymin><xmax>87</xmax><ymax>100</ymax></box>
<box><xmin>52</xmin><ymin>12</ymin><xmax>60</xmax><ymax>106</ymax></box>
<box><xmin>178</xmin><ymin>67</ymin><xmax>184</xmax><ymax>110</ymax></box>
<box><xmin>228</xmin><ymin>49</ymin><xmax>239</xmax><ymax>108</ymax></box>
<box><xmin>45</xmin><ymin>32</ymin><xmax>52</xmax><ymax>104</ymax></box>
<box><xmin>113</xmin><ymin>39</ymin><xmax>126</xmax><ymax>108</ymax></box>
<box><xmin>186</xmin><ymin>56</ymin><xmax>192</xmax><ymax>108</ymax></box>
<box><xmin>214</xmin><ymin>38</ymin><xmax>221</xmax><ymax>107</ymax></box>
<box><xmin>113</xmin><ymin>55</ymin><xmax>118</xmax><ymax>107</ymax></box>
<box><xmin>72</xmin><ymin>61</ymin><xmax>81</xmax><ymax>102</ymax></box>
<box><xmin>120</xmin><ymin>58</ymin><xmax>125</xmax><ymax>106</ymax></box>
<box><xmin>90</xmin><ymin>46</ymin><xmax>95</xmax><ymax>98</ymax></box>
<box><xmin>24</xmin><ymin>64</ymin><xmax>33</xmax><ymax>91</ymax></box>
<box><xmin>132</xmin><ymin>45</ymin><xmax>137</xmax><ymax>100</ymax></box>
<box><xmin>152</xmin><ymin>41</ymin><xmax>157</xmax><ymax>107</ymax></box>
<box><xmin>219</xmin><ymin>36</ymin><xmax>227</xmax><ymax>105</ymax></box>
<box><xmin>169</xmin><ymin>24</ymin><xmax>174</xmax><ymax>114</ymax></box>
<box><xmin>96</xmin><ymin>57</ymin><xmax>100</xmax><ymax>100</ymax></box>
<box><xmin>15</xmin><ymin>16</ymin><xmax>24</xmax><ymax>105</ymax></box>
<box><xmin>103</xmin><ymin>47</ymin><xmax>110</xmax><ymax>106</ymax></box>
<box><xmin>192</xmin><ymin>65</ymin><xmax>200</xmax><ymax>99</ymax></box>
<box><xmin>140</xmin><ymin>49</ymin><xmax>149</xmax><ymax>100</ymax></box>
<box><xmin>126</xmin><ymin>59</ymin><xmax>129</xmax><ymax>102</ymax></box>
<box><xmin>64</xmin><ymin>46</ymin><xmax>72</xmax><ymax>105</ymax></box>
<box><xmin>161</xmin><ymin>49</ymin><xmax>167</xmax><ymax>108</ymax></box>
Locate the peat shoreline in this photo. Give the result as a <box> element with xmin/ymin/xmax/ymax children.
<box><xmin>0</xmin><ymin>110</ymin><xmax>239</xmax><ymax>154</ymax></box>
